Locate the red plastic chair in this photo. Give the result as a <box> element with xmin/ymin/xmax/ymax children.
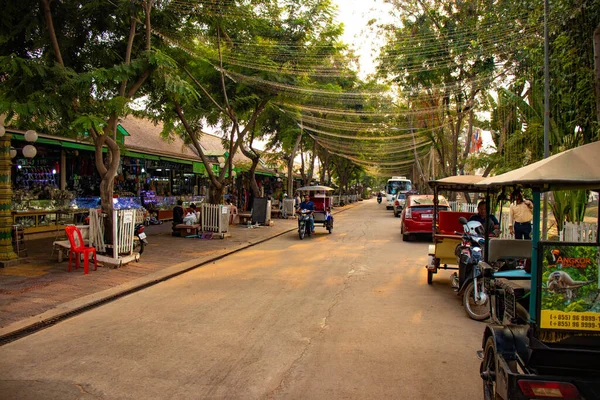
<box><xmin>65</xmin><ymin>226</ymin><xmax>97</xmax><ymax>274</ymax></box>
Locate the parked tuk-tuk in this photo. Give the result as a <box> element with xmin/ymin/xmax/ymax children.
<box><xmin>476</xmin><ymin>141</ymin><xmax>600</xmax><ymax>400</ymax></box>
<box><xmin>426</xmin><ymin>175</ymin><xmax>487</xmax><ymax>283</ymax></box>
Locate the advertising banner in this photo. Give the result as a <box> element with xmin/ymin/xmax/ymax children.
<box><xmin>539</xmin><ymin>243</ymin><xmax>600</xmax><ymax>331</ymax></box>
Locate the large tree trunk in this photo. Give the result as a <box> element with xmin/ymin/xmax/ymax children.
<box><xmin>240</xmin><ymin>145</ymin><xmax>260</xmax><ymax>197</ymax></box>
<box><xmin>209</xmin><ymin>185</ymin><xmax>225</xmax><ymax>205</ymax></box>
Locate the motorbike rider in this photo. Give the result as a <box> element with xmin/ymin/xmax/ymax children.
<box><xmin>297</xmin><ymin>194</ymin><xmax>315</xmax><ymax>233</ymax></box>
<box><xmin>377</xmin><ymin>191</ymin><xmax>382</xmax><ymax>203</ymax></box>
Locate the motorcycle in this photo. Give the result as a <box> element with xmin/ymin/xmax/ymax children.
<box><xmin>377</xmin><ymin>195</ymin><xmax>382</xmax><ymax>204</ymax></box>
<box><xmin>452</xmin><ymin>217</ymin><xmax>490</xmax><ymax>321</ymax></box>
<box><xmin>297</xmin><ymin>209</ymin><xmax>313</xmax><ymax>240</ymax></box>
<box><xmin>133</xmin><ymin>223</ymin><xmax>148</xmax><ymax>255</ymax></box>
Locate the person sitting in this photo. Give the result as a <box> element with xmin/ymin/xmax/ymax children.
<box><xmin>469</xmin><ymin>200</ymin><xmax>499</xmax><ymax>235</ymax></box>
<box><xmin>172</xmin><ymin>199</ymin><xmax>184</xmax><ymax>236</ymax></box>
<box><xmin>187</xmin><ymin>203</ymin><xmax>200</xmax><ymax>224</ymax></box>
<box><xmin>296</xmin><ymin>194</ymin><xmax>315</xmax><ymax>233</ymax></box>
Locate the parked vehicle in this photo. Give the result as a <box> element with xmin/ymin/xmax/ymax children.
<box><xmin>425</xmin><ymin>175</ymin><xmax>487</xmax><ymax>284</ymax></box>
<box><xmin>475</xmin><ymin>141</ymin><xmax>600</xmax><ymax>400</ymax></box>
<box><xmin>133</xmin><ymin>223</ymin><xmax>148</xmax><ymax>255</ymax></box>
<box><xmin>385</xmin><ymin>176</ymin><xmax>412</xmax><ymax>210</ymax></box>
<box><xmin>453</xmin><ymin>217</ymin><xmax>489</xmax><ymax>321</ymax></box>
<box><xmin>400</xmin><ymin>195</ymin><xmax>449</xmax><ymax>237</ymax></box>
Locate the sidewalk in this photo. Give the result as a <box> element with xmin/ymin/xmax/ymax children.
<box><xmin>0</xmin><ymin>203</ymin><xmax>358</xmax><ymax>342</ymax></box>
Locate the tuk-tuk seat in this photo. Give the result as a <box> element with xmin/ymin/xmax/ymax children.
<box><xmin>487</xmin><ymin>239</ymin><xmax>532</xmax><ymax>279</ymax></box>
<box><xmin>312</xmin><ymin>197</ymin><xmax>327</xmax><ymax>212</ymax></box>
<box><xmin>437</xmin><ymin>211</ymin><xmax>473</xmax><ymax>235</ymax></box>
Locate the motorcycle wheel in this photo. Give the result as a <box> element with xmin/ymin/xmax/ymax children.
<box><xmin>463</xmin><ymin>280</ymin><xmax>490</xmax><ymax>321</ymax></box>
<box><xmin>481</xmin><ymin>337</ymin><xmax>499</xmax><ymax>400</ymax></box>
<box><xmin>133</xmin><ymin>238</ymin><xmax>144</xmax><ymax>256</ymax></box>
<box><xmin>299</xmin><ymin>224</ymin><xmax>305</xmax><ymax>240</ymax></box>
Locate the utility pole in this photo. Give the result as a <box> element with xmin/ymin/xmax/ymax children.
<box><xmin>542</xmin><ymin>0</ymin><xmax>550</xmax><ymax>239</ymax></box>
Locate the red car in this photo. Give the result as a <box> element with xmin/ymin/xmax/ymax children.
<box><xmin>400</xmin><ymin>195</ymin><xmax>449</xmax><ymax>241</ymax></box>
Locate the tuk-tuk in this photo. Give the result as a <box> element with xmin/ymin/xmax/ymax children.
<box><xmin>427</xmin><ymin>175</ymin><xmax>487</xmax><ymax>282</ymax></box>
<box><xmin>476</xmin><ymin>141</ymin><xmax>600</xmax><ymax>399</ymax></box>
<box><xmin>426</xmin><ymin>175</ymin><xmax>502</xmax><ymax>320</ymax></box>
<box><xmin>297</xmin><ymin>185</ymin><xmax>334</xmax><ymax>234</ymax></box>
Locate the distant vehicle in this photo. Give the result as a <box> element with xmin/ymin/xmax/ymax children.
<box><xmin>385</xmin><ymin>176</ymin><xmax>413</xmax><ymax>210</ymax></box>
<box><xmin>400</xmin><ymin>195</ymin><xmax>449</xmax><ymax>241</ymax></box>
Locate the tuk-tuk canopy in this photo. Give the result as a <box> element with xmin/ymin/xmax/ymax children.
<box><xmin>478</xmin><ymin>141</ymin><xmax>600</xmax><ymax>192</ymax></box>
<box><xmin>297</xmin><ymin>185</ymin><xmax>335</xmax><ymax>192</ymax></box>
<box><xmin>428</xmin><ymin>175</ymin><xmax>485</xmax><ymax>192</ymax></box>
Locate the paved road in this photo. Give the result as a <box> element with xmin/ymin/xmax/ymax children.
<box><xmin>0</xmin><ymin>199</ymin><xmax>484</xmax><ymax>399</ymax></box>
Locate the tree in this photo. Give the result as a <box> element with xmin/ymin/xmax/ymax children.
<box><xmin>0</xmin><ymin>0</ymin><xmax>169</xmax><ymax>244</ymax></box>
<box><xmin>144</xmin><ymin>0</ymin><xmax>346</xmax><ymax>203</ymax></box>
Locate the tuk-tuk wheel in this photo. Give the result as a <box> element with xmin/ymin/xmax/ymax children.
<box><xmin>481</xmin><ymin>336</ymin><xmax>499</xmax><ymax>400</ymax></box>
<box><xmin>427</xmin><ymin>269</ymin><xmax>434</xmax><ymax>284</ymax></box>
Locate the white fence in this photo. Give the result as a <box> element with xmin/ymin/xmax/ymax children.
<box><xmin>201</xmin><ymin>203</ymin><xmax>230</xmax><ymax>234</ymax></box>
<box><xmin>88</xmin><ymin>208</ymin><xmax>141</xmax><ymax>266</ymax></box>
<box><xmin>448</xmin><ymin>201</ymin><xmax>478</xmax><ymax>213</ymax></box>
<box><xmin>560</xmin><ymin>222</ymin><xmax>598</xmax><ymax>243</ymax></box>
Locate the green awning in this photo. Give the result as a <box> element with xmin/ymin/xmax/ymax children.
<box><xmin>160</xmin><ymin>156</ymin><xmax>193</xmax><ymax>165</ymax></box>
<box><xmin>193</xmin><ymin>162</ymin><xmax>207</xmax><ymax>175</ymax></box>
<box><xmin>61</xmin><ymin>141</ymin><xmax>95</xmax><ymax>151</ymax></box>
<box><xmin>256</xmin><ymin>170</ymin><xmax>276</xmax><ymax>177</ymax></box>
<box><xmin>125</xmin><ymin>151</ymin><xmax>160</xmax><ymax>161</ymax></box>
<box><xmin>12</xmin><ymin>133</ymin><xmax>62</xmax><ymax>146</ymax></box>
<box><xmin>117</xmin><ymin>125</ymin><xmax>130</xmax><ymax>136</ymax></box>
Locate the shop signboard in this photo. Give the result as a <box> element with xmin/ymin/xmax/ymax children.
<box><xmin>539</xmin><ymin>243</ymin><xmax>600</xmax><ymax>332</ymax></box>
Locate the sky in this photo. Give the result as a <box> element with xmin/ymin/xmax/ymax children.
<box><xmin>331</xmin><ymin>0</ymin><xmax>394</xmax><ymax>78</ymax></box>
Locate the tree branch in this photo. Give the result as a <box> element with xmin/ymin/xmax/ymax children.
<box><xmin>41</xmin><ymin>0</ymin><xmax>64</xmax><ymax>66</ymax></box>
<box><xmin>182</xmin><ymin>66</ymin><xmax>227</xmax><ymax>114</ymax></box>
<box><xmin>174</xmin><ymin>101</ymin><xmax>221</xmax><ymax>189</ymax></box>
<box><xmin>119</xmin><ymin>16</ymin><xmax>137</xmax><ymax>98</ymax></box>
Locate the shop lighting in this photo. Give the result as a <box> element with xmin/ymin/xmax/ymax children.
<box><xmin>52</xmin><ymin>169</ymin><xmax>56</xmax><ymax>174</ymax></box>
<box><xmin>8</xmin><ymin>129</ymin><xmax>39</xmax><ymax>159</ymax></box>
<box><xmin>156</xmin><ymin>168</ymin><xmax>162</xmax><ymax>171</ymax></box>
<box><xmin>17</xmin><ymin>165</ymin><xmax>22</xmax><ymax>169</ymax></box>
<box><xmin>141</xmin><ymin>168</ymin><xmax>145</xmax><ymax>173</ymax></box>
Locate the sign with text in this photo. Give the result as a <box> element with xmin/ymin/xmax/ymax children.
<box><xmin>539</xmin><ymin>243</ymin><xmax>600</xmax><ymax>332</ymax></box>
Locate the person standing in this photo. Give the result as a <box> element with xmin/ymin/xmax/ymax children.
<box><xmin>509</xmin><ymin>190</ymin><xmax>534</xmax><ymax>239</ymax></box>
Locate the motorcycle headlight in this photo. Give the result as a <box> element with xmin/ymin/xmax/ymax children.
<box><xmin>472</xmin><ymin>247</ymin><xmax>482</xmax><ymax>262</ymax></box>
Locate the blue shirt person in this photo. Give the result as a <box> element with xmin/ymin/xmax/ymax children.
<box><xmin>469</xmin><ymin>201</ymin><xmax>499</xmax><ymax>234</ymax></box>
<box><xmin>297</xmin><ymin>194</ymin><xmax>315</xmax><ymax>232</ymax></box>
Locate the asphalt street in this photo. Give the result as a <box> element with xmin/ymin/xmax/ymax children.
<box><xmin>0</xmin><ymin>199</ymin><xmax>485</xmax><ymax>399</ymax></box>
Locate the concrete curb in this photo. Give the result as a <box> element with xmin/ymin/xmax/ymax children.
<box><xmin>0</xmin><ymin>202</ymin><xmax>360</xmax><ymax>346</ymax></box>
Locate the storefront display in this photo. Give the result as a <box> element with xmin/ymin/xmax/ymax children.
<box><xmin>140</xmin><ymin>190</ymin><xmax>205</xmax><ymax>220</ymax></box>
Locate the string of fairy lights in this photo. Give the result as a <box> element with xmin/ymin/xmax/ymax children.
<box><xmin>144</xmin><ymin>0</ymin><xmax>548</xmax><ymax>176</ymax></box>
